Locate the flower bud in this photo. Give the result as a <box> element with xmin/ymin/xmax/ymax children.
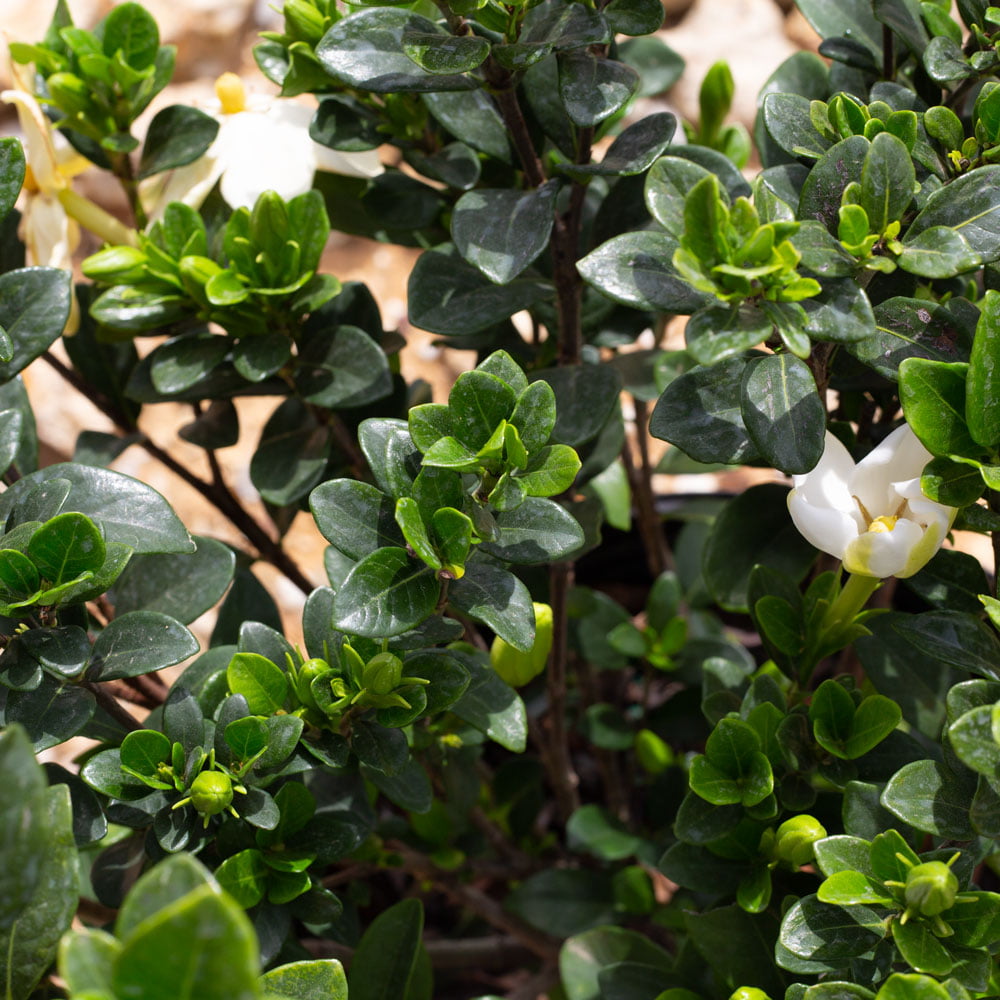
<box><xmin>363</xmin><ymin>652</ymin><xmax>403</xmax><ymax>695</ymax></box>
<box><xmin>773</xmin><ymin>814</ymin><xmax>827</xmax><ymax>868</ymax></box>
<box><xmin>189</xmin><ymin>771</ymin><xmax>234</xmax><ymax>816</ymax></box>
<box><xmin>904</xmin><ymin>861</ymin><xmax>958</xmax><ymax>917</ymax></box>
<box><xmin>729</xmin><ymin>988</ymin><xmax>772</xmax><ymax>1000</ymax></box>
<box><xmin>295</xmin><ymin>657</ymin><xmax>327</xmax><ymax>708</ymax></box>
<box><xmin>490</xmin><ymin>603</ymin><xmax>553</xmax><ymax>687</ymax></box>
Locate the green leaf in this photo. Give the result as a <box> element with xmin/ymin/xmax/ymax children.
<box><xmin>316</xmin><ymin>9</ymin><xmax>477</xmax><ymax>93</ymax></box>
<box><xmin>518</xmin><ymin>444</ymin><xmax>581</xmax><ymax>496</ymax></box>
<box><xmin>4</xmin><ymin>675</ymin><xmax>96</xmax><ymax>750</ymax></box>
<box><xmin>0</xmin><ymin>546</ymin><xmax>39</xmax><ymax>600</ymax></box>
<box><xmin>576</xmin><ymin>231</ymin><xmax>708</xmax><ymax>314</ymax></box>
<box><xmin>881</xmin><ymin>759</ymin><xmax>976</xmax><ymax>838</ymax></box>
<box><xmin>408</xmin><ymin>246</ymin><xmax>549</xmax><ymax>336</ymax></box>
<box><xmin>920</xmin><ymin>457</ymin><xmax>984</xmax><ymax>507</ymax></box>
<box><xmin>0</xmin><ymin>267</ymin><xmax>72</xmax><ymax>379</ymax></box>
<box><xmin>557</xmin><ymin>50</ymin><xmax>638</xmax><ymax>127</ymax></box>
<box><xmin>261</xmin><ymin>959</ymin><xmax>349</xmax><ymax>1000</ymax></box>
<box><xmin>892</xmin><ymin>610</ymin><xmax>1000</xmax><ymax>680</ymax></box>
<box><xmin>507</xmin><ymin>869</ymin><xmax>616</xmax><ymax>939</ymax></box>
<box><xmin>296</xmin><ymin>325</ymin><xmax>392</xmax><ymax>408</ymax></box>
<box><xmin>949</xmin><ymin>705</ymin><xmax>1000</xmax><ymax>777</ymax></box>
<box><xmin>90</xmin><ymin>610</ymin><xmax>198</xmax><ymax>680</ymax></box>
<box><xmin>423</xmin><ymin>90</ymin><xmax>510</xmax><ymax>162</ymax></box>
<box><xmin>227</xmin><ymin>652</ymin><xmax>290</xmax><ymax>715</ymax></box>
<box><xmin>120</xmin><ymin>729</ymin><xmax>171</xmax><ymax>777</ymax></box>
<box><xmin>401</xmin><ymin>31</ymin><xmax>489</xmax><ymax>74</ymax></box>
<box><xmin>333</xmin><ymin>547</ymin><xmax>439</xmax><ymax>637</ymax></box>
<box><xmin>448</xmin><ymin>561</ymin><xmax>535</xmax><ymax>651</ymax></box>
<box><xmin>310</xmin><ymin>479</ymin><xmax>401</xmax><ymax>560</ymax></box>
<box><xmin>59</xmin><ymin>928</ymin><xmax>120</xmax><ymax>996</ymax></box>
<box><xmin>860</xmin><ymin>132</ymin><xmax>915</xmax><ymax>234</ymax></box>
<box><xmin>110</xmin><ymin>536</ymin><xmax>234</xmax><ymax>625</ymax></box>
<box><xmin>449</xmin><ymin>370</ymin><xmax>517</xmax><ymax>449</ymax></box>
<box><xmin>558</xmin><ymin>112</ymin><xmax>675</xmax><ymax>179</ymax></box>
<box><xmin>215</xmin><ymin>849</ymin><xmax>268</xmax><ymax>909</ymax></box>
<box><xmin>559</xmin><ymin>926</ymin><xmax>673</xmax><ymax>1000</ymax></box>
<box><xmin>138</xmin><ymin>104</ymin><xmax>219</xmax><ymax>179</ymax></box>
<box><xmin>650</xmin><ymin>355</ymin><xmax>759</xmax><ymax>465</ymax></box>
<box><xmin>892</xmin><ymin>919</ymin><xmax>954</xmax><ymax>976</ymax></box>
<box><xmin>395</xmin><ymin>496</ymin><xmax>440</xmax><ymax>571</ymax></box>
<box><xmin>113</xmin><ymin>882</ymin><xmax>260</xmax><ymax>1000</ymax></box>
<box><xmin>250</xmin><ymin>399</ymin><xmax>332</xmax><ymax>507</ymax></box>
<box><xmin>739</xmin><ymin>353</ymin><xmax>825</xmax><ymax>475</ymax></box>
<box><xmin>0</xmin><ymin>137</ymin><xmax>26</xmax><ymax>222</ymax></box>
<box><xmin>686</xmin><ymin>305</ymin><xmax>773</xmax><ymax>367</ymax></box>
<box><xmin>897</xmin><ymin>227</ymin><xmax>979</xmax><ymax>279</ymax></box>
<box><xmin>451</xmin><ymin>182</ymin><xmax>558</xmax><ymax>285</ymax></box>
<box><xmin>348</xmin><ymin>898</ymin><xmax>423</xmax><ymax>1000</ymax></box>
<box><xmin>703</xmin><ymin>483</ymin><xmax>817</xmax><ymax>611</ymax></box>
<box><xmin>645</xmin><ymin>156</ymin><xmax>713</xmax><ymax>239</ymax></box>
<box><xmin>450</xmin><ymin>651</ymin><xmax>527</xmax><ymax>751</ymax></box>
<box><xmin>534</xmin><ymin>365</ymin><xmax>621</xmax><ymax>449</ymax></box>
<box><xmin>899</xmin><ymin>358</ymin><xmax>979</xmax><ymax>459</ymax></box>
<box><xmin>779</xmin><ymin>894</ymin><xmax>886</xmax><ymax>962</ymax></box>
<box><xmin>799</xmin><ymin>136</ymin><xmax>869</xmax><ymax>234</ymax></box>
<box><xmin>817</xmin><ymin>870</ymin><xmax>894</xmax><ymax>907</ymax></box>
<box><xmin>481</xmin><ymin>497</ymin><xmax>584</xmax><ymax>564</ymax></box>
<box><xmin>101</xmin><ymin>2</ymin><xmax>159</xmax><ymax>68</ymax></box>
<box><xmin>0</xmin><ymin>463</ymin><xmax>193</xmax><ymax>553</ymax></box>
<box><xmin>762</xmin><ymin>93</ymin><xmax>834</xmax><ymax>160</ymax></box>
<box><xmin>967</xmin><ymin>289</ymin><xmax>1000</xmax><ymax>448</ymax></box>
<box><xmin>906</xmin><ymin>165</ymin><xmax>1000</xmax><ymax>262</ymax></box>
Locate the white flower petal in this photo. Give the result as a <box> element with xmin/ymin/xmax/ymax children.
<box><xmin>143</xmin><ymin>155</ymin><xmax>225</xmax><ymax>221</ymax></box>
<box><xmin>791</xmin><ymin>432</ymin><xmax>861</xmax><ymax>524</ymax></box>
<box><xmin>851</xmin><ymin>424</ymin><xmax>931</xmax><ymax>520</ymax></box>
<box><xmin>23</xmin><ymin>192</ymin><xmax>78</xmax><ymax>269</ymax></box>
<box><xmin>787</xmin><ymin>487</ymin><xmax>861</xmax><ymax>559</ymax></box>
<box><xmin>1</xmin><ymin>88</ymin><xmax>61</xmax><ymax>192</ymax></box>
<box><xmin>312</xmin><ymin>143</ymin><xmax>383</xmax><ymax>179</ymax></box>
<box><xmin>843</xmin><ymin>518</ymin><xmax>925</xmax><ymax>578</ymax></box>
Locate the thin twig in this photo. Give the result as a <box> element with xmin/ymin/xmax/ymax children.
<box><xmin>81</xmin><ymin>679</ymin><xmax>142</xmax><ymax>731</ymax></box>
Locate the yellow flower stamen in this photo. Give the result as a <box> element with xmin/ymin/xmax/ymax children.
<box><xmin>215</xmin><ymin>73</ymin><xmax>246</xmax><ymax>115</ymax></box>
<box><xmin>867</xmin><ymin>515</ymin><xmax>898</xmax><ymax>534</ymax></box>
<box><xmin>22</xmin><ymin>163</ymin><xmax>39</xmax><ymax>193</ymax></box>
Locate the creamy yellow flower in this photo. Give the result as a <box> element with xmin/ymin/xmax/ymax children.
<box><xmin>145</xmin><ymin>73</ymin><xmax>384</xmax><ymax>215</ymax></box>
<box><xmin>787</xmin><ymin>424</ymin><xmax>957</xmax><ymax>579</ymax></box>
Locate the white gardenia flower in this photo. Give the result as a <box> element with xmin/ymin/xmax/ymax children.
<box><xmin>787</xmin><ymin>424</ymin><xmax>957</xmax><ymax>579</ymax></box>
<box><xmin>146</xmin><ymin>73</ymin><xmax>383</xmax><ymax>214</ymax></box>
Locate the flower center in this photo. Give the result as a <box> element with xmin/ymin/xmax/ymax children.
<box><xmin>215</xmin><ymin>73</ymin><xmax>247</xmax><ymax>115</ymax></box>
<box><xmin>867</xmin><ymin>515</ymin><xmax>898</xmax><ymax>533</ymax></box>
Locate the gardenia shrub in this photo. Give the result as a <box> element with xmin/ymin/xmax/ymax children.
<box><xmin>2</xmin><ymin>0</ymin><xmax>1000</xmax><ymax>997</ymax></box>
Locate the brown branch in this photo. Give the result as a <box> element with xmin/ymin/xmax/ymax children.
<box><xmin>81</xmin><ymin>679</ymin><xmax>142</xmax><ymax>731</ymax></box>
<box><xmin>41</xmin><ymin>351</ymin><xmax>315</xmax><ymax>595</ymax></box>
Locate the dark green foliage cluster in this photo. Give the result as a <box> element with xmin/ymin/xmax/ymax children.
<box><xmin>6</xmin><ymin>0</ymin><xmax>1000</xmax><ymax>998</ymax></box>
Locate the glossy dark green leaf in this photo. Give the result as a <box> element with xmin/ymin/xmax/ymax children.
<box><xmin>881</xmin><ymin>759</ymin><xmax>976</xmax><ymax>838</ymax></box>
<box><xmin>860</xmin><ymin>130</ymin><xmax>914</xmax><ymax>234</ymax></box>
<box><xmin>481</xmin><ymin>497</ymin><xmax>584</xmax><ymax>564</ymax></box>
<box><xmin>19</xmin><ymin>626</ymin><xmax>90</xmax><ymax>678</ymax></box>
<box><xmin>898</xmin><ymin>358</ymin><xmax>979</xmax><ymax>458</ymax></box>
<box><xmin>4</xmin><ymin>674</ymin><xmax>95</xmax><ymax>750</ymax></box>
<box><xmin>138</xmin><ymin>104</ymin><xmax>219</xmax><ymax>179</ymax></box>
<box><xmin>650</xmin><ymin>355</ymin><xmax>760</xmax><ymax>465</ymax></box>
<box><xmin>644</xmin><ymin>156</ymin><xmax>712</xmax><ymax>239</ymax></box>
<box><xmin>215</xmin><ymin>849</ymin><xmax>268</xmax><ymax>909</ymax></box>
<box><xmin>26</xmin><ymin>511</ymin><xmax>105</xmax><ymax>585</ymax></box>
<box><xmin>779</xmin><ymin>894</ymin><xmax>885</xmax><ymax>962</ymax></box>
<box><xmin>923</xmin><ymin>36</ymin><xmax>975</xmax><ymax>85</ymax></box>
<box><xmin>451</xmin><ymin>182</ymin><xmax>558</xmax><ymax>285</ymax></box>
<box><xmin>148</xmin><ymin>334</ymin><xmax>229</xmax><ymax>395</ymax></box>
<box><xmin>739</xmin><ymin>353</ymin><xmax>825</xmax><ymax>475</ymax></box>
<box><xmin>892</xmin><ymin>610</ymin><xmax>1000</xmax><ymax>680</ymax></box>
<box><xmin>559</xmin><ymin>926</ymin><xmax>672</xmax><ymax>1000</ymax></box>
<box><xmin>906</xmin><ymin>165</ymin><xmax>1000</xmax><ymax>262</ymax></box>
<box><xmin>90</xmin><ymin>610</ymin><xmax>198</xmax><ymax>680</ymax></box>
<box><xmin>603</xmin><ymin>0</ymin><xmax>664</xmax><ymax>34</ymax></box>
<box><xmin>401</xmin><ymin>31</ymin><xmax>488</xmax><ymax>74</ymax></box>
<box><xmin>120</xmin><ymin>729</ymin><xmax>170</xmax><ymax>778</ymax></box>
<box><xmin>310</xmin><ymin>479</ymin><xmax>400</xmax><ymax>560</ymax></box>
<box><xmin>348</xmin><ymin>898</ymin><xmax>423</xmax><ymax>1000</ymax></box>
<box><xmin>0</xmin><ymin>463</ymin><xmax>193</xmax><ymax>553</ymax></box>
<box><xmin>796</xmin><ymin>0</ymin><xmax>882</xmax><ymax>57</ymax></box>
<box><xmin>110</xmin><ymin>536</ymin><xmax>234</xmax><ymax>625</ymax></box>
<box><xmin>0</xmin><ymin>137</ymin><xmax>25</xmax><ymax>221</ymax></box>
<box><xmin>296</xmin><ymin>324</ymin><xmax>392</xmax><ymax>408</ymax></box>
<box><xmin>250</xmin><ymin>399</ymin><xmax>331</xmax><ymax>507</ymax></box>
<box><xmin>534</xmin><ymin>364</ymin><xmax>621</xmax><ymax>449</ymax></box>
<box><xmin>576</xmin><ymin>231</ymin><xmax>708</xmax><ymax>315</ymax></box>
<box><xmin>798</xmin><ymin>136</ymin><xmax>869</xmax><ymax>234</ymax></box>
<box><xmin>966</xmin><ymin>289</ymin><xmax>1000</xmax><ymax>447</ymax></box>
<box><xmin>408</xmin><ymin>246</ymin><xmax>549</xmax><ymax>336</ymax></box>
<box><xmin>423</xmin><ymin>90</ymin><xmax>510</xmax><ymax>162</ymax></box>
<box><xmin>762</xmin><ymin>93</ymin><xmax>833</xmax><ymax>160</ymax></box>
<box><xmin>101</xmin><ymin>1</ymin><xmax>160</xmax><ymax>67</ymax></box>
<box><xmin>350</xmin><ymin>718</ymin><xmax>409</xmax><ymax>775</ymax></box>
<box><xmin>449</xmin><ymin>651</ymin><xmax>527</xmax><ymax>752</ymax></box>
<box><xmin>891</xmin><ymin>918</ymin><xmax>953</xmax><ymax>977</ymax></box>
<box><xmin>0</xmin><ymin>267</ymin><xmax>72</xmax><ymax>380</ymax></box>
<box><xmin>0</xmin><ymin>546</ymin><xmax>39</xmax><ymax>600</ymax></box>
<box><xmin>316</xmin><ymin>9</ymin><xmax>477</xmax><ymax>93</ymax></box>
<box><xmin>703</xmin><ymin>484</ymin><xmax>817</xmax><ymax>611</ymax></box>
<box><xmin>333</xmin><ymin>546</ymin><xmax>439</xmax><ymax>637</ymax></box>
<box><xmin>949</xmin><ymin>705</ymin><xmax>1000</xmax><ymax>777</ymax></box>
<box><xmin>557</xmin><ymin>50</ymin><xmax>638</xmax><ymax>127</ymax></box>
<box><xmin>559</xmin><ymin>113</ymin><xmax>675</xmax><ymax>179</ymax></box>
<box><xmin>448</xmin><ymin>561</ymin><xmax>535</xmax><ymax>651</ymax></box>
<box><xmin>897</xmin><ymin>227</ymin><xmax>979</xmax><ymax>279</ymax></box>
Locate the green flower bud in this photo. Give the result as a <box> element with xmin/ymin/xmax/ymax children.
<box><xmin>729</xmin><ymin>988</ymin><xmax>772</xmax><ymax>1000</ymax></box>
<box><xmin>904</xmin><ymin>861</ymin><xmax>958</xmax><ymax>917</ymax></box>
<box><xmin>773</xmin><ymin>814</ymin><xmax>827</xmax><ymax>868</ymax></box>
<box><xmin>188</xmin><ymin>770</ymin><xmax>234</xmax><ymax>816</ymax></box>
<box><xmin>363</xmin><ymin>652</ymin><xmax>403</xmax><ymax>695</ymax></box>
<box><xmin>295</xmin><ymin>657</ymin><xmax>327</xmax><ymax>708</ymax></box>
<box><xmin>490</xmin><ymin>603</ymin><xmax>553</xmax><ymax>687</ymax></box>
